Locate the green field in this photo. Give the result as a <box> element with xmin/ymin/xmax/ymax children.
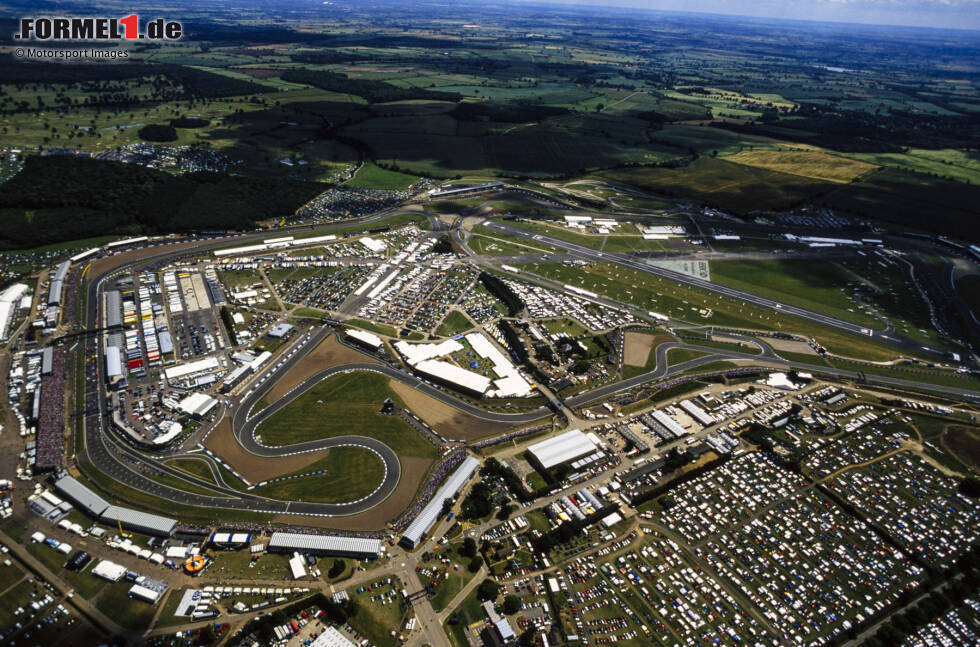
<box><xmin>59</xmin><ymin>569</ymin><xmax>106</xmax><ymax>601</ymax></box>
<box><xmin>710</xmin><ymin>259</ymin><xmax>879</xmax><ymax>328</ymax></box>
<box><xmin>516</xmin><ymin>260</ymin><xmax>926</xmax><ymax>362</ymax></box>
<box><xmin>256</xmin><ymin>371</ymin><xmax>438</xmax><ymax>457</ymax></box>
<box><xmin>348</xmin><ymin>577</ymin><xmax>408</xmax><ymax>647</ymax></box>
<box><xmin>724</xmin><ymin>150</ymin><xmax>878</xmax><ymax>183</ymax></box>
<box><xmin>345</xmin><ymin>162</ymin><xmax>419</xmax><ymax>190</ymax></box>
<box><xmin>0</xmin><ymin>579</ymin><xmax>40</xmax><ymax>631</ymax></box>
<box><xmin>250</xmin><ymin>447</ymin><xmax>386</xmax><ymax>503</ymax></box>
<box><xmin>94</xmin><ymin>580</ymin><xmax>158</xmax><ymax>631</ymax></box>
<box><xmin>436</xmin><ymin>310</ymin><xmax>473</xmax><ymax>337</ymax></box>
<box><xmin>346</xmin><ymin>318</ymin><xmax>398</xmax><ymax>338</ymax></box>
<box><xmin>208</xmin><ymin>551</ymin><xmax>294</xmax><ymax>581</ymax></box>
<box><xmin>847</xmin><ymin>148</ymin><xmax>980</xmax><ymax>187</ymax></box>
<box><xmin>599</xmin><ymin>156</ymin><xmax>831</xmax><ymax>214</ymax></box>
<box><xmin>165</xmin><ymin>458</ymin><xmax>220</xmax><ymax>486</ymax></box>
<box><xmin>822</xmin><ymin>168</ymin><xmax>980</xmax><ymax>240</ymax></box>
<box><xmin>666</xmin><ymin>348</ymin><xmax>712</xmax><ymax>366</ymax></box>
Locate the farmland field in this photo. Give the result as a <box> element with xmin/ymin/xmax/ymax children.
<box><xmin>599</xmin><ymin>157</ymin><xmax>832</xmax><ymax>214</ymax></box>
<box><xmin>723</xmin><ymin>150</ymin><xmax>878</xmax><ymax>183</ymax></box>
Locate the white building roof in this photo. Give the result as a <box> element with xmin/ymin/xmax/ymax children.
<box><xmin>128</xmin><ymin>584</ymin><xmax>162</xmax><ymax>603</ymax></box>
<box><xmin>214</xmin><ymin>243</ymin><xmax>270</xmax><ymax>258</ymax></box>
<box><xmin>359</xmin><ymin>237</ymin><xmax>386</xmax><ymax>253</ymax></box>
<box><xmin>600</xmin><ymin>512</ymin><xmax>623</xmax><ymax>528</ymax></box>
<box><xmin>394</xmin><ymin>339</ymin><xmax>463</xmax><ymax>365</ymax></box>
<box><xmin>54</xmin><ymin>474</ymin><xmax>110</xmax><ymax>517</ymax></box>
<box><xmin>652</xmin><ymin>410</ymin><xmax>687</xmax><ymax>438</ymax></box>
<box><xmin>164</xmin><ymin>357</ymin><xmax>220</xmax><ymax>381</ymax></box>
<box><xmin>464</xmin><ymin>332</ymin><xmax>532</xmax><ymax>398</ymax></box>
<box><xmin>289</xmin><ymin>554</ymin><xmax>307</xmax><ymax>579</ymax></box>
<box><xmin>92</xmin><ymin>560</ymin><xmax>127</xmax><ymax>582</ymax></box>
<box><xmin>101</xmin><ymin>506</ymin><xmax>177</xmax><ymax>536</ymax></box>
<box><xmin>679</xmin><ymin>399</ymin><xmax>714</xmax><ymax>427</ymax></box>
<box><xmin>311</xmin><ymin>626</ymin><xmax>357</xmax><ymax>647</ymax></box>
<box><xmin>267</xmin><ymin>533</ymin><xmax>382</xmax><ymax>557</ymax></box>
<box><xmin>414</xmin><ymin>360</ymin><xmax>491</xmax><ymax>395</ymax></box>
<box><xmin>402</xmin><ymin>456</ymin><xmax>480</xmax><ymax>547</ymax></box>
<box><xmin>528</xmin><ymin>430</ymin><xmax>597</xmax><ymax>469</ymax></box>
<box><xmin>346</xmin><ymin>329</ymin><xmax>384</xmax><ymax>348</ymax></box>
<box><xmin>177</xmin><ymin>392</ymin><xmax>219</xmax><ymax>417</ymax></box>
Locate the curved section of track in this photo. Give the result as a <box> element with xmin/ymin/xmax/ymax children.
<box><xmin>73</xmin><ymin>216</ymin><xmax>980</xmax><ymax>523</ymax></box>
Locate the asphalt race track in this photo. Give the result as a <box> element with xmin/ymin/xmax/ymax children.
<box><xmin>69</xmin><ymin>210</ymin><xmax>980</xmax><ymax>525</ymax></box>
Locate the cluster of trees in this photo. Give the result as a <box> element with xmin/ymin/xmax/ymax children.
<box><xmin>219</xmin><ymin>306</ymin><xmax>239</xmax><ymax>346</ymax></box>
<box><xmin>138</xmin><ymin>124</ymin><xmax>178</xmax><ymax>142</ymax></box>
<box><xmin>430</xmin><ymin>235</ymin><xmax>453</xmax><ymax>254</ymax></box>
<box><xmin>450</xmin><ymin>102</ymin><xmax>569</xmax><ymax>124</ymax></box>
<box><xmin>0</xmin><ymin>156</ymin><xmax>324</xmax><ymax>248</ymax></box>
<box><xmin>241</xmin><ymin>594</ymin><xmax>355</xmax><ymax>644</ymax></box>
<box><xmin>497</xmin><ymin>320</ymin><xmax>530</xmax><ymax>364</ymax></box>
<box><xmin>172</xmin><ymin>117</ymin><xmax>210</xmax><ymax>128</ymax></box>
<box><xmin>460</xmin><ymin>481</ymin><xmax>493</xmax><ymax>520</ymax></box>
<box><xmin>457</xmin><ymin>539</ymin><xmax>485</xmax><ymax>573</ymax></box>
<box><xmin>280</xmin><ymin>70</ymin><xmax>462</xmax><ymax>104</ymax></box>
<box><xmin>833</xmin><ymin>545</ymin><xmax>980</xmax><ymax>647</ymax></box>
<box><xmin>482</xmin><ymin>458</ymin><xmax>535</xmax><ymax>503</ymax></box>
<box><xmin>327</xmin><ymin>559</ymin><xmax>346</xmax><ymax>579</ymax></box>
<box><xmin>530</xmin><ymin>504</ymin><xmax>618</xmax><ymax>553</ymax></box>
<box><xmin>479</xmin><ymin>272</ymin><xmax>523</xmax><ymax>316</ymax></box>
<box><xmin>476</xmin><ymin>578</ymin><xmax>500</xmax><ymax>601</ymax></box>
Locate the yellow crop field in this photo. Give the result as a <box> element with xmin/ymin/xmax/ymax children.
<box><xmin>724</xmin><ymin>150</ymin><xmax>878</xmax><ymax>183</ymax></box>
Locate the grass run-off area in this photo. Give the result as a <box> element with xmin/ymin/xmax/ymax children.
<box><xmin>346</xmin><ymin>318</ymin><xmax>397</xmax><ymax>338</ymax></box>
<box><xmin>345</xmin><ymin>161</ymin><xmax>418</xmax><ymax>190</ymax></box>
<box><xmin>165</xmin><ymin>458</ymin><xmax>219</xmax><ymax>486</ymax></box>
<box><xmin>436</xmin><ymin>310</ymin><xmax>473</xmax><ymax>337</ymax></box>
<box><xmin>666</xmin><ymin>348</ymin><xmax>712</xmax><ymax>366</ymax></box>
<box><xmin>503</xmin><ymin>218</ymin><xmax>672</xmax><ymax>253</ymax></box>
<box><xmin>144</xmin><ymin>470</ymin><xmax>224</xmax><ymax>497</ymax></box>
<box><xmin>514</xmin><ymin>260</ymin><xmax>914</xmax><ymax>362</ymax></box>
<box><xmin>709</xmin><ymin>259</ymin><xmax>879</xmax><ymax>328</ymax></box>
<box><xmin>249</xmin><ymin>447</ymin><xmax>385</xmax><ymax>503</ymax></box>
<box><xmin>255</xmin><ymin>371</ymin><xmax>438</xmax><ymax>457</ymax></box>
<box><xmin>468</xmin><ymin>225</ymin><xmax>559</xmax><ymax>255</ymax></box>
<box><xmin>722</xmin><ymin>150</ymin><xmax>878</xmax><ymax>183</ymax></box>
<box><xmin>76</xmin><ymin>459</ymin><xmax>273</xmax><ymax>524</ymax></box>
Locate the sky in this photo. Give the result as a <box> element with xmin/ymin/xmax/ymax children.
<box><xmin>530</xmin><ymin>0</ymin><xmax>980</xmax><ymax>30</ymax></box>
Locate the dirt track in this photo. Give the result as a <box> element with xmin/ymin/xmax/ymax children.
<box><xmin>388</xmin><ymin>379</ymin><xmax>517</xmax><ymax>441</ymax></box>
<box><xmin>272</xmin><ymin>455</ymin><xmax>434</xmax><ymax>530</ymax></box>
<box><xmin>624</xmin><ymin>332</ymin><xmax>671</xmax><ymax>366</ymax></box>
<box><xmin>264</xmin><ymin>336</ymin><xmax>380</xmax><ymax>403</ymax></box>
<box><xmin>204</xmin><ymin>416</ymin><xmax>329</xmax><ymax>482</ymax></box>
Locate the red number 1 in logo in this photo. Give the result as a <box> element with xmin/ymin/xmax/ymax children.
<box><xmin>120</xmin><ymin>14</ymin><xmax>138</xmax><ymax>39</ymax></box>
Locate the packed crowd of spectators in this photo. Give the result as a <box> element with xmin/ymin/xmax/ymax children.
<box><xmin>470</xmin><ymin>423</ymin><xmax>550</xmax><ymax>450</ymax></box>
<box><xmin>612</xmin><ymin>367</ymin><xmax>769</xmax><ymax>408</ymax></box>
<box><xmin>35</xmin><ymin>348</ymin><xmax>67</xmax><ymax>471</ymax></box>
<box><xmin>392</xmin><ymin>448</ymin><xmax>468</xmax><ymax>531</ymax></box>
